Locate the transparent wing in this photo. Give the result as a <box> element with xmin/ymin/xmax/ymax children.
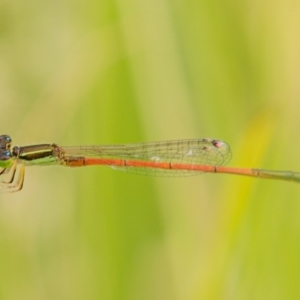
<box><xmin>61</xmin><ymin>138</ymin><xmax>232</xmax><ymax>176</ymax></box>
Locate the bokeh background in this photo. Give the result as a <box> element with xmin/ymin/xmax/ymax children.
<box><xmin>1</xmin><ymin>0</ymin><xmax>300</xmax><ymax>299</ymax></box>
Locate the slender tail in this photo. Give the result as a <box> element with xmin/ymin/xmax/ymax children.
<box><xmin>254</xmin><ymin>169</ymin><xmax>300</xmax><ymax>183</ymax></box>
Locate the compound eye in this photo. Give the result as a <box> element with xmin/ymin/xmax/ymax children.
<box><xmin>0</xmin><ymin>150</ymin><xmax>13</xmax><ymax>168</ymax></box>
<box><xmin>0</xmin><ymin>150</ymin><xmax>11</xmax><ymax>160</ymax></box>
<box><xmin>0</xmin><ymin>135</ymin><xmax>12</xmax><ymax>149</ymax></box>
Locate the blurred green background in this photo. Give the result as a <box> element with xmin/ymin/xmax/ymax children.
<box><xmin>1</xmin><ymin>0</ymin><xmax>300</xmax><ymax>299</ymax></box>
